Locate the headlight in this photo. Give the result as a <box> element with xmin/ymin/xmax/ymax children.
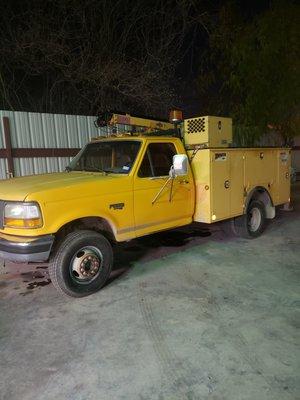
<box><xmin>4</xmin><ymin>202</ymin><xmax>43</xmax><ymax>228</ymax></box>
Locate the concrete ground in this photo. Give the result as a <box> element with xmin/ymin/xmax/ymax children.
<box><xmin>0</xmin><ymin>185</ymin><xmax>299</xmax><ymax>400</ymax></box>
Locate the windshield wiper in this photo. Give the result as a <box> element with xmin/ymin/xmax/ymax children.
<box><xmin>82</xmin><ymin>165</ymin><xmax>110</xmax><ymax>174</ymax></box>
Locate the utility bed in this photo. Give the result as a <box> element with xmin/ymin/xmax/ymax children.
<box><xmin>189</xmin><ymin>147</ymin><xmax>291</xmax><ymax>223</ymax></box>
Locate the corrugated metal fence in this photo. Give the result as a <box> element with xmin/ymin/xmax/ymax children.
<box><xmin>1</xmin><ymin>110</ymin><xmax>299</xmax><ymax>180</ymax></box>
<box><xmin>0</xmin><ymin>110</ymin><xmax>111</xmax><ymax>179</ymax></box>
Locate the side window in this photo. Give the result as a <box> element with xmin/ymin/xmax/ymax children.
<box><xmin>138</xmin><ymin>143</ymin><xmax>176</xmax><ymax>177</ymax></box>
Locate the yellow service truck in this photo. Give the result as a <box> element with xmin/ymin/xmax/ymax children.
<box><xmin>0</xmin><ymin>114</ymin><xmax>291</xmax><ymax>297</ymax></box>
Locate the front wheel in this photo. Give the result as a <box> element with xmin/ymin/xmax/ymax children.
<box><xmin>233</xmin><ymin>200</ymin><xmax>266</xmax><ymax>238</ymax></box>
<box><xmin>49</xmin><ymin>230</ymin><xmax>113</xmax><ymax>297</ymax></box>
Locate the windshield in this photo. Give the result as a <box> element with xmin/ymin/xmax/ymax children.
<box><xmin>68</xmin><ymin>140</ymin><xmax>141</xmax><ymax>174</ymax></box>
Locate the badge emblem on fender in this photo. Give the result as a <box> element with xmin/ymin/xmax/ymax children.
<box><xmin>109</xmin><ymin>203</ymin><xmax>125</xmax><ymax>210</ymax></box>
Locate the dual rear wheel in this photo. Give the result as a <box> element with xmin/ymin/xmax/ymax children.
<box><xmin>232</xmin><ymin>200</ymin><xmax>266</xmax><ymax>238</ymax></box>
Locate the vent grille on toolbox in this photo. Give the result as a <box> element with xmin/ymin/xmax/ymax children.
<box><xmin>187</xmin><ymin>117</ymin><xmax>206</xmax><ymax>134</ymax></box>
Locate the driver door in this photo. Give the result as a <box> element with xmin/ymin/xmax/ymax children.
<box><xmin>133</xmin><ymin>141</ymin><xmax>194</xmax><ymax>237</ymax></box>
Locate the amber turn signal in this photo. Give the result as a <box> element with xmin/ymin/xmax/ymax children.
<box><xmin>4</xmin><ymin>218</ymin><xmax>43</xmax><ymax>228</ymax></box>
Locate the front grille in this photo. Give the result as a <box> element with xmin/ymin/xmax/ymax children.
<box><xmin>0</xmin><ymin>200</ymin><xmax>5</xmax><ymax>229</ymax></box>
<box><xmin>187</xmin><ymin>117</ymin><xmax>206</xmax><ymax>134</ymax></box>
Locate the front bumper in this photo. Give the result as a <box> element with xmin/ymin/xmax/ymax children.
<box><xmin>0</xmin><ymin>233</ymin><xmax>54</xmax><ymax>263</ymax></box>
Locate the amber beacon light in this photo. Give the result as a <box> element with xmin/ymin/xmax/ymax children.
<box><xmin>169</xmin><ymin>110</ymin><xmax>183</xmax><ymax>123</ymax></box>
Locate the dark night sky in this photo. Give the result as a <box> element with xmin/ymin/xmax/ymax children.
<box><xmin>176</xmin><ymin>0</ymin><xmax>273</xmax><ymax>116</ymax></box>
<box><xmin>0</xmin><ymin>0</ymin><xmax>293</xmax><ymax>122</ymax></box>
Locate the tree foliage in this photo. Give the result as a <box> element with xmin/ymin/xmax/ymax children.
<box><xmin>0</xmin><ymin>0</ymin><xmax>200</xmax><ymax>117</ymax></box>
<box><xmin>198</xmin><ymin>0</ymin><xmax>300</xmax><ymax>145</ymax></box>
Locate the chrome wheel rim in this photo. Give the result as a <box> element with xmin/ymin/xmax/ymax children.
<box><xmin>70</xmin><ymin>246</ymin><xmax>103</xmax><ymax>284</ymax></box>
<box><xmin>248</xmin><ymin>207</ymin><xmax>261</xmax><ymax>232</ymax></box>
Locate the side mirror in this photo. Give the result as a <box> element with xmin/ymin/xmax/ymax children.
<box><xmin>171</xmin><ymin>154</ymin><xmax>188</xmax><ymax>177</ymax></box>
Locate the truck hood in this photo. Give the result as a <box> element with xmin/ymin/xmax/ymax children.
<box><xmin>0</xmin><ymin>172</ymin><xmax>119</xmax><ymax>201</ymax></box>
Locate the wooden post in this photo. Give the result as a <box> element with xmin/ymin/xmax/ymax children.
<box><xmin>2</xmin><ymin>117</ymin><xmax>14</xmax><ymax>178</ymax></box>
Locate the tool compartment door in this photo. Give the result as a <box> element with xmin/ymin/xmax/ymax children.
<box><xmin>277</xmin><ymin>150</ymin><xmax>291</xmax><ymax>204</ymax></box>
<box><xmin>229</xmin><ymin>150</ymin><xmax>244</xmax><ymax>216</ymax></box>
<box><xmin>211</xmin><ymin>151</ymin><xmax>230</xmax><ymax>220</ymax></box>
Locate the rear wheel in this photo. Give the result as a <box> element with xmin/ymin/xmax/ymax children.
<box><xmin>233</xmin><ymin>200</ymin><xmax>266</xmax><ymax>238</ymax></box>
<box><xmin>49</xmin><ymin>230</ymin><xmax>113</xmax><ymax>297</ymax></box>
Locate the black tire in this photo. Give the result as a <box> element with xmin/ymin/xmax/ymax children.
<box><xmin>49</xmin><ymin>230</ymin><xmax>113</xmax><ymax>297</ymax></box>
<box><xmin>233</xmin><ymin>200</ymin><xmax>266</xmax><ymax>238</ymax></box>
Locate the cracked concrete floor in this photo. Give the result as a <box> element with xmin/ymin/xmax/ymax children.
<box><xmin>0</xmin><ymin>184</ymin><xmax>299</xmax><ymax>400</ymax></box>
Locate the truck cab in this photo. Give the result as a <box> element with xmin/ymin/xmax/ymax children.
<box><xmin>0</xmin><ymin>135</ymin><xmax>195</xmax><ymax>297</ymax></box>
